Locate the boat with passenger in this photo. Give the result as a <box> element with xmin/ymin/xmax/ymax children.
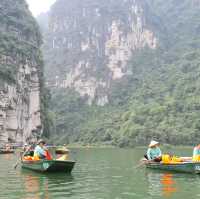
<box><xmin>0</xmin><ymin>144</ymin><xmax>15</xmax><ymax>154</ymax></box>
<box><xmin>20</xmin><ymin>140</ymin><xmax>75</xmax><ymax>173</ymax></box>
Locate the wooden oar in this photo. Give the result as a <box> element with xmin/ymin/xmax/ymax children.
<box><xmin>134</xmin><ymin>159</ymin><xmax>151</xmax><ymax>169</ymax></box>
<box><xmin>13</xmin><ymin>149</ymin><xmax>29</xmax><ymax>169</ymax></box>
<box><xmin>134</xmin><ymin>157</ymin><xmax>159</xmax><ymax>169</ymax></box>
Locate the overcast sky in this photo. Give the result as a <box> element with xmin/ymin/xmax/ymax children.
<box><xmin>26</xmin><ymin>0</ymin><xmax>57</xmax><ymax>17</ymax></box>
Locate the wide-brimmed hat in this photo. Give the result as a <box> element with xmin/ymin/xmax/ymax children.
<box><xmin>56</xmin><ymin>147</ymin><xmax>69</xmax><ymax>154</ymax></box>
<box><xmin>37</xmin><ymin>139</ymin><xmax>46</xmax><ymax>145</ymax></box>
<box><xmin>149</xmin><ymin>140</ymin><xmax>159</xmax><ymax>147</ymax></box>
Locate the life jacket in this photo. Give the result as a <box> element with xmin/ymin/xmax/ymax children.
<box><xmin>171</xmin><ymin>156</ymin><xmax>182</xmax><ymax>163</ymax></box>
<box><xmin>162</xmin><ymin>154</ymin><xmax>171</xmax><ymax>163</ymax></box>
<box><xmin>192</xmin><ymin>155</ymin><xmax>200</xmax><ymax>162</ymax></box>
<box><xmin>45</xmin><ymin>151</ymin><xmax>53</xmax><ymax>160</ymax></box>
<box><xmin>33</xmin><ymin>155</ymin><xmax>40</xmax><ymax>161</ymax></box>
<box><xmin>162</xmin><ymin>154</ymin><xmax>182</xmax><ymax>164</ymax></box>
<box><xmin>32</xmin><ymin>151</ymin><xmax>52</xmax><ymax>161</ymax></box>
<box><xmin>23</xmin><ymin>156</ymin><xmax>34</xmax><ymax>161</ymax></box>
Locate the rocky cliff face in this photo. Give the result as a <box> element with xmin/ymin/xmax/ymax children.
<box><xmin>0</xmin><ymin>0</ymin><xmax>43</xmax><ymax>144</ymax></box>
<box><xmin>43</xmin><ymin>0</ymin><xmax>157</xmax><ymax>105</ymax></box>
<box><xmin>39</xmin><ymin>0</ymin><xmax>200</xmax><ymax>146</ymax></box>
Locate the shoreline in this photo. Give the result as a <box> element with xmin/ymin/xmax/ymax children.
<box><xmin>54</xmin><ymin>143</ymin><xmax>194</xmax><ymax>150</ymax></box>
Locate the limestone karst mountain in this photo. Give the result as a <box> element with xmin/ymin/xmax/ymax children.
<box><xmin>0</xmin><ymin>0</ymin><xmax>47</xmax><ymax>144</ymax></box>
<box><xmin>41</xmin><ymin>0</ymin><xmax>157</xmax><ymax>105</ymax></box>
<box><xmin>39</xmin><ymin>0</ymin><xmax>200</xmax><ymax>146</ymax></box>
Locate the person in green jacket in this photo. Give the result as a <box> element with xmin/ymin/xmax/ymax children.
<box><xmin>146</xmin><ymin>140</ymin><xmax>162</xmax><ymax>162</ymax></box>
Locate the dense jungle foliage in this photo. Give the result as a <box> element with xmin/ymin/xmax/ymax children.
<box><xmin>47</xmin><ymin>0</ymin><xmax>200</xmax><ymax>147</ymax></box>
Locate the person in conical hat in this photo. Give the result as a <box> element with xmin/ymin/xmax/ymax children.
<box><xmin>149</xmin><ymin>140</ymin><xmax>159</xmax><ymax>148</ymax></box>
<box><xmin>145</xmin><ymin>140</ymin><xmax>162</xmax><ymax>162</ymax></box>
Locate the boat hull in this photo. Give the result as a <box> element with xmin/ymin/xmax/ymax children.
<box><xmin>21</xmin><ymin>160</ymin><xmax>75</xmax><ymax>173</ymax></box>
<box><xmin>0</xmin><ymin>150</ymin><xmax>14</xmax><ymax>154</ymax></box>
<box><xmin>146</xmin><ymin>162</ymin><xmax>200</xmax><ymax>174</ymax></box>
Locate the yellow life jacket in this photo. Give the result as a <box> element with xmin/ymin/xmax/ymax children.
<box><xmin>171</xmin><ymin>156</ymin><xmax>182</xmax><ymax>163</ymax></box>
<box><xmin>162</xmin><ymin>154</ymin><xmax>171</xmax><ymax>163</ymax></box>
<box><xmin>162</xmin><ymin>154</ymin><xmax>182</xmax><ymax>164</ymax></box>
<box><xmin>192</xmin><ymin>155</ymin><xmax>200</xmax><ymax>162</ymax></box>
<box><xmin>33</xmin><ymin>155</ymin><xmax>40</xmax><ymax>161</ymax></box>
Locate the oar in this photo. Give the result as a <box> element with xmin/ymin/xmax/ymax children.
<box><xmin>134</xmin><ymin>159</ymin><xmax>148</xmax><ymax>169</ymax></box>
<box><xmin>13</xmin><ymin>149</ymin><xmax>29</xmax><ymax>169</ymax></box>
<box><xmin>134</xmin><ymin>159</ymin><xmax>154</xmax><ymax>169</ymax></box>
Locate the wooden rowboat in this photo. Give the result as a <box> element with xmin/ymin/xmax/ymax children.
<box><xmin>146</xmin><ymin>161</ymin><xmax>200</xmax><ymax>174</ymax></box>
<box><xmin>21</xmin><ymin>159</ymin><xmax>75</xmax><ymax>173</ymax></box>
<box><xmin>0</xmin><ymin>150</ymin><xmax>14</xmax><ymax>154</ymax></box>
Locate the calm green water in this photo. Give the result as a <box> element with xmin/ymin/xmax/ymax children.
<box><xmin>0</xmin><ymin>148</ymin><xmax>200</xmax><ymax>199</ymax></box>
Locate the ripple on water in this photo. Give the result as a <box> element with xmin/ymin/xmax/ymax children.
<box><xmin>2</xmin><ymin>149</ymin><xmax>200</xmax><ymax>199</ymax></box>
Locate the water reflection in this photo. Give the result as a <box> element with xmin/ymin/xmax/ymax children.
<box><xmin>22</xmin><ymin>173</ymin><xmax>49</xmax><ymax>199</ymax></box>
<box><xmin>3</xmin><ymin>148</ymin><xmax>200</xmax><ymax>199</ymax></box>
<box><xmin>161</xmin><ymin>173</ymin><xmax>177</xmax><ymax>197</ymax></box>
<box><xmin>147</xmin><ymin>171</ymin><xmax>178</xmax><ymax>198</ymax></box>
<box><xmin>21</xmin><ymin>170</ymin><xmax>74</xmax><ymax>199</ymax></box>
<box><xmin>3</xmin><ymin>154</ymin><xmax>13</xmax><ymax>161</ymax></box>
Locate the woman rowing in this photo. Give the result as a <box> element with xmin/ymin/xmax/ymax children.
<box><xmin>145</xmin><ymin>140</ymin><xmax>162</xmax><ymax>162</ymax></box>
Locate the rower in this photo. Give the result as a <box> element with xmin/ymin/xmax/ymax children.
<box><xmin>145</xmin><ymin>140</ymin><xmax>162</xmax><ymax>162</ymax></box>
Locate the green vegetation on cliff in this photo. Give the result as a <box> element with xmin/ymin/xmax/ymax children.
<box><xmin>46</xmin><ymin>0</ymin><xmax>200</xmax><ymax>146</ymax></box>
<box><xmin>0</xmin><ymin>0</ymin><xmax>50</xmax><ymax>139</ymax></box>
<box><xmin>0</xmin><ymin>0</ymin><xmax>42</xmax><ymax>83</ymax></box>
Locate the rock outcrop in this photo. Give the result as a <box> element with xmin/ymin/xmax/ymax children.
<box><xmin>0</xmin><ymin>0</ymin><xmax>43</xmax><ymax>144</ymax></box>
<box><xmin>38</xmin><ymin>0</ymin><xmax>200</xmax><ymax>146</ymax></box>
<box><xmin>42</xmin><ymin>0</ymin><xmax>157</xmax><ymax>105</ymax></box>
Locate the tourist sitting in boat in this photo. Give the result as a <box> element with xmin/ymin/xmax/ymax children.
<box><xmin>34</xmin><ymin>139</ymin><xmax>52</xmax><ymax>160</ymax></box>
<box><xmin>192</xmin><ymin>144</ymin><xmax>200</xmax><ymax>162</ymax></box>
<box><xmin>0</xmin><ymin>143</ymin><xmax>14</xmax><ymax>154</ymax></box>
<box><xmin>145</xmin><ymin>140</ymin><xmax>162</xmax><ymax>162</ymax></box>
<box><xmin>56</xmin><ymin>147</ymin><xmax>69</xmax><ymax>161</ymax></box>
<box><xmin>22</xmin><ymin>143</ymin><xmax>34</xmax><ymax>157</ymax></box>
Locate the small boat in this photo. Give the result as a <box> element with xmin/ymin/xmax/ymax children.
<box><xmin>146</xmin><ymin>161</ymin><xmax>200</xmax><ymax>174</ymax></box>
<box><xmin>21</xmin><ymin>159</ymin><xmax>75</xmax><ymax>173</ymax></box>
<box><xmin>0</xmin><ymin>150</ymin><xmax>15</xmax><ymax>154</ymax></box>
